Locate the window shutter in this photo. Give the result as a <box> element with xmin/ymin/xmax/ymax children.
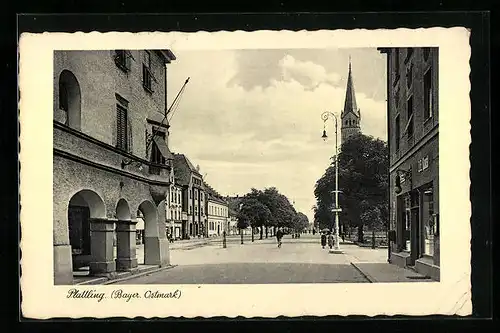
<box><xmin>117</xmin><ymin>104</ymin><xmax>128</xmax><ymax>150</ymax></box>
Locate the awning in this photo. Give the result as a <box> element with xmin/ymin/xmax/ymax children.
<box><xmin>153</xmin><ymin>136</ymin><xmax>174</xmax><ymax>161</ymax></box>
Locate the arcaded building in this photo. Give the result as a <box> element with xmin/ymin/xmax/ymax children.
<box><xmin>379</xmin><ymin>47</ymin><xmax>440</xmax><ymax>280</ymax></box>
<box><xmin>53</xmin><ymin>49</ymin><xmax>176</xmax><ymax>284</ymax></box>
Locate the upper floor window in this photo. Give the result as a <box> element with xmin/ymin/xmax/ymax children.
<box><xmin>423</xmin><ymin>47</ymin><xmax>431</xmax><ymax>61</ymax></box>
<box><xmin>151</xmin><ymin>131</ymin><xmax>166</xmax><ymax>165</ymax></box>
<box><xmin>114</xmin><ymin>50</ymin><xmax>132</xmax><ymax>72</ymax></box>
<box><xmin>405</xmin><ymin>96</ymin><xmax>414</xmax><ymax>139</ymax></box>
<box><xmin>395</xmin><ymin>87</ymin><xmax>400</xmax><ymax>109</ymax></box>
<box><xmin>393</xmin><ymin>48</ymin><xmax>400</xmax><ymax>85</ymax></box>
<box><xmin>405</xmin><ymin>47</ymin><xmax>414</xmax><ymax>63</ymax></box>
<box><xmin>424</xmin><ymin>68</ymin><xmax>433</xmax><ymax>120</ymax></box>
<box><xmin>395</xmin><ymin>114</ymin><xmax>401</xmax><ymax>151</ymax></box>
<box><xmin>142</xmin><ymin>51</ymin><xmax>154</xmax><ymax>93</ymax></box>
<box><xmin>116</xmin><ymin>94</ymin><xmax>129</xmax><ymax>151</ymax></box>
<box><xmin>57</xmin><ymin>70</ymin><xmax>81</xmax><ymax>130</ymax></box>
<box><xmin>406</xmin><ymin>63</ymin><xmax>413</xmax><ymax>89</ymax></box>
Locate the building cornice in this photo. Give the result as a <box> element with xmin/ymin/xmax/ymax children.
<box><xmin>54</xmin><ymin>121</ymin><xmax>163</xmax><ymax>168</ymax></box>
<box><xmin>54</xmin><ymin>148</ymin><xmax>170</xmax><ymax>187</ymax></box>
<box><xmin>389</xmin><ymin>124</ymin><xmax>439</xmax><ymax>173</ymax></box>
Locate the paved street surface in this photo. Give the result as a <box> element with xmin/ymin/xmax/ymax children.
<box><xmin>115</xmin><ymin>234</ymin><xmax>434</xmax><ymax>284</ymax></box>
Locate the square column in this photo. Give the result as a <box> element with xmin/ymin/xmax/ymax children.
<box><xmin>116</xmin><ymin>220</ymin><xmax>138</xmax><ymax>271</ymax></box>
<box><xmin>89</xmin><ymin>218</ymin><xmax>116</xmax><ymax>275</ymax></box>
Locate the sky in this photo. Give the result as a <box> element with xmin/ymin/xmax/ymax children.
<box><xmin>166</xmin><ymin>48</ymin><xmax>387</xmax><ymax>224</ymax></box>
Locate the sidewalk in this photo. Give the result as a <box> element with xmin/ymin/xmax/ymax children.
<box><xmin>340</xmin><ymin>245</ymin><xmax>435</xmax><ymax>283</ymax></box>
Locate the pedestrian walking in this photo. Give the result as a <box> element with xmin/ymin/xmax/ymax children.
<box><xmin>328</xmin><ymin>232</ymin><xmax>334</xmax><ymax>249</ymax></box>
<box><xmin>276</xmin><ymin>228</ymin><xmax>284</xmax><ymax>248</ymax></box>
<box><xmin>320</xmin><ymin>232</ymin><xmax>327</xmax><ymax>249</ymax></box>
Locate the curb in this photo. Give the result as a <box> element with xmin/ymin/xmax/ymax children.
<box><xmin>75</xmin><ymin>265</ymin><xmax>178</xmax><ymax>285</ymax></box>
<box><xmin>350</xmin><ymin>262</ymin><xmax>377</xmax><ymax>283</ymax></box>
<box><xmin>103</xmin><ymin>265</ymin><xmax>178</xmax><ymax>285</ymax></box>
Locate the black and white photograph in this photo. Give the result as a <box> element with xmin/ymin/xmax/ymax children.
<box><xmin>19</xmin><ymin>28</ymin><xmax>472</xmax><ymax>318</ymax></box>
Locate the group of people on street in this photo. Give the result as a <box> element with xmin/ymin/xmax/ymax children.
<box><xmin>321</xmin><ymin>230</ymin><xmax>335</xmax><ymax>250</ymax></box>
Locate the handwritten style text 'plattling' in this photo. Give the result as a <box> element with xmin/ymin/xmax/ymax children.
<box><xmin>66</xmin><ymin>288</ymin><xmax>182</xmax><ymax>302</ymax></box>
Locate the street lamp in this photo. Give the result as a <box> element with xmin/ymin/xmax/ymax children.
<box><xmin>239</xmin><ymin>203</ymin><xmax>244</xmax><ymax>245</ymax></box>
<box><xmin>321</xmin><ymin>111</ymin><xmax>343</xmax><ymax>254</ymax></box>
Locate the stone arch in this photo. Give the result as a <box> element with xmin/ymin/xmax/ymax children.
<box><xmin>116</xmin><ymin>198</ymin><xmax>131</xmax><ymax>220</ymax></box>
<box><xmin>138</xmin><ymin>200</ymin><xmax>162</xmax><ymax>265</ymax></box>
<box><xmin>138</xmin><ymin>200</ymin><xmax>159</xmax><ymax>238</ymax></box>
<box><xmin>58</xmin><ymin>69</ymin><xmax>82</xmax><ymax>130</ymax></box>
<box><xmin>67</xmin><ymin>189</ymin><xmax>106</xmax><ymax>270</ymax></box>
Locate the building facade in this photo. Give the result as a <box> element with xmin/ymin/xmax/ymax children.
<box><xmin>173</xmin><ymin>154</ymin><xmax>206</xmax><ymax>239</ymax></box>
<box><xmin>379</xmin><ymin>47</ymin><xmax>440</xmax><ymax>280</ymax></box>
<box><xmin>167</xmin><ymin>167</ymin><xmax>183</xmax><ymax>240</ymax></box>
<box><xmin>341</xmin><ymin>59</ymin><xmax>362</xmax><ymax>144</ymax></box>
<box><xmin>53</xmin><ymin>49</ymin><xmax>176</xmax><ymax>284</ymax></box>
<box><xmin>204</xmin><ymin>183</ymin><xmax>229</xmax><ymax>237</ymax></box>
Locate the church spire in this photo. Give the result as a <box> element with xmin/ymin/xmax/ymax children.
<box><xmin>343</xmin><ymin>56</ymin><xmax>359</xmax><ymax>117</ymax></box>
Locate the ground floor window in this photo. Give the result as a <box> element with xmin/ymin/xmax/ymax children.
<box><xmin>422</xmin><ymin>186</ymin><xmax>435</xmax><ymax>256</ymax></box>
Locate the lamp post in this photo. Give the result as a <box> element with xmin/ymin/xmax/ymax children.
<box><xmin>239</xmin><ymin>203</ymin><xmax>244</xmax><ymax>244</ymax></box>
<box><xmin>321</xmin><ymin>111</ymin><xmax>343</xmax><ymax>254</ymax></box>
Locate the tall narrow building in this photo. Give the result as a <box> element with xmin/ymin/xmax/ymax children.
<box><xmin>341</xmin><ymin>58</ymin><xmax>362</xmax><ymax>143</ymax></box>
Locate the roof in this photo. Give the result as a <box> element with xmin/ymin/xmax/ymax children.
<box><xmin>204</xmin><ymin>181</ymin><xmax>228</xmax><ymax>205</ymax></box>
<box><xmin>342</xmin><ymin>59</ymin><xmax>360</xmax><ymax>118</ymax></box>
<box><xmin>155</xmin><ymin>49</ymin><xmax>176</xmax><ymax>63</ymax></box>
<box><xmin>173</xmin><ymin>153</ymin><xmax>202</xmax><ymax>186</ymax></box>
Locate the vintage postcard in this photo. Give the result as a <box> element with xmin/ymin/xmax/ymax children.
<box><xmin>19</xmin><ymin>27</ymin><xmax>471</xmax><ymax>318</ymax></box>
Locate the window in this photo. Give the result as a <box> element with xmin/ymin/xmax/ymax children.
<box><xmin>59</xmin><ymin>80</ymin><xmax>69</xmax><ymax>112</ymax></box>
<box><xmin>115</xmin><ymin>50</ymin><xmax>132</xmax><ymax>72</ymax></box>
<box><xmin>406</xmin><ymin>63</ymin><xmax>413</xmax><ymax>89</ymax></box>
<box><xmin>58</xmin><ymin>70</ymin><xmax>81</xmax><ymax>129</ymax></box>
<box><xmin>406</xmin><ymin>96</ymin><xmax>414</xmax><ymax>139</ymax></box>
<box><xmin>116</xmin><ymin>96</ymin><xmax>129</xmax><ymax>151</ymax></box>
<box><xmin>142</xmin><ymin>51</ymin><xmax>153</xmax><ymax>93</ymax></box>
<box><xmin>423</xmin><ymin>188</ymin><xmax>435</xmax><ymax>256</ymax></box>
<box><xmin>424</xmin><ymin>68</ymin><xmax>433</xmax><ymax>120</ymax></box>
<box><xmin>151</xmin><ymin>132</ymin><xmax>166</xmax><ymax>165</ymax></box>
<box><xmin>405</xmin><ymin>47</ymin><xmax>414</xmax><ymax>62</ymax></box>
<box><xmin>395</xmin><ymin>115</ymin><xmax>400</xmax><ymax>151</ymax></box>
<box><xmin>423</xmin><ymin>47</ymin><xmax>431</xmax><ymax>61</ymax></box>
<box><xmin>394</xmin><ymin>48</ymin><xmax>400</xmax><ymax>84</ymax></box>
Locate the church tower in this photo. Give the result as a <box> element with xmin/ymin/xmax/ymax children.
<box><xmin>341</xmin><ymin>57</ymin><xmax>361</xmax><ymax>143</ymax></box>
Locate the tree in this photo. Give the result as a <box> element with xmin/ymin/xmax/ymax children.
<box><xmin>292</xmin><ymin>212</ymin><xmax>309</xmax><ymax>232</ymax></box>
<box><xmin>237</xmin><ymin>197</ymin><xmax>272</xmax><ymax>238</ymax></box>
<box><xmin>238</xmin><ymin>187</ymin><xmax>297</xmax><ymax>239</ymax></box>
<box><xmin>314</xmin><ymin>134</ymin><xmax>389</xmax><ymax>242</ymax></box>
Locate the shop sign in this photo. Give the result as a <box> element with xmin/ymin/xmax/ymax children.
<box><xmin>422</xmin><ymin>156</ymin><xmax>429</xmax><ymax>170</ymax></box>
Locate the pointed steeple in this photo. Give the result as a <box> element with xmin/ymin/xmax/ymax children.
<box><xmin>343</xmin><ymin>56</ymin><xmax>359</xmax><ymax>117</ymax></box>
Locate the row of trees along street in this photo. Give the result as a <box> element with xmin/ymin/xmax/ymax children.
<box><xmin>314</xmin><ymin>134</ymin><xmax>389</xmax><ymax>247</ymax></box>
<box><xmin>235</xmin><ymin>187</ymin><xmax>310</xmax><ymax>239</ymax></box>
